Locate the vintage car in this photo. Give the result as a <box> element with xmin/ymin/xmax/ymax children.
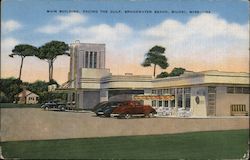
<box><xmin>95</xmin><ymin>101</ymin><xmax>123</xmax><ymax>117</ymax></box>
<box><xmin>111</xmin><ymin>101</ymin><xmax>157</xmax><ymax>119</ymax></box>
<box><xmin>41</xmin><ymin>101</ymin><xmax>66</xmax><ymax>111</ymax></box>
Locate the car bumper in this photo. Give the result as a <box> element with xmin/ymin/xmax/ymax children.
<box><xmin>110</xmin><ymin>113</ymin><xmax>120</xmax><ymax>117</ymax></box>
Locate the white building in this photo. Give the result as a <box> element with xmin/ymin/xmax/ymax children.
<box><xmin>14</xmin><ymin>89</ymin><xmax>39</xmax><ymax>104</ymax></box>
<box><xmin>62</xmin><ymin>42</ymin><xmax>249</xmax><ymax>117</ymax></box>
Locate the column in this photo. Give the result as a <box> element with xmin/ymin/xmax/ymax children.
<box><xmin>96</xmin><ymin>52</ymin><xmax>100</xmax><ymax>69</ymax></box>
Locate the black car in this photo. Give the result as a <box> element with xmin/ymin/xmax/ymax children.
<box><xmin>41</xmin><ymin>101</ymin><xmax>66</xmax><ymax>111</ymax></box>
<box><xmin>95</xmin><ymin>101</ymin><xmax>123</xmax><ymax>117</ymax></box>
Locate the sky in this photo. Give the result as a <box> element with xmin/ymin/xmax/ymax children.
<box><xmin>1</xmin><ymin>0</ymin><xmax>249</xmax><ymax>84</ymax></box>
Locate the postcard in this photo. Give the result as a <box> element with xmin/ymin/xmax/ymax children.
<box><xmin>0</xmin><ymin>0</ymin><xmax>249</xmax><ymax>159</ymax></box>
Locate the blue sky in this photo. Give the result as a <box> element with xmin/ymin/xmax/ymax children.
<box><xmin>1</xmin><ymin>0</ymin><xmax>249</xmax><ymax>83</ymax></box>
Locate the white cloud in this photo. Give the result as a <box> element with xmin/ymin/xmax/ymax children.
<box><xmin>2</xmin><ymin>20</ymin><xmax>22</xmax><ymax>33</ymax></box>
<box><xmin>1</xmin><ymin>37</ymin><xmax>20</xmax><ymax>54</ymax></box>
<box><xmin>36</xmin><ymin>13</ymin><xmax>87</xmax><ymax>34</ymax></box>
<box><xmin>70</xmin><ymin>23</ymin><xmax>133</xmax><ymax>45</ymax></box>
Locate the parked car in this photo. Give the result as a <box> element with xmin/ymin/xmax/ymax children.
<box><xmin>41</xmin><ymin>101</ymin><xmax>66</xmax><ymax>111</ymax></box>
<box><xmin>95</xmin><ymin>101</ymin><xmax>123</xmax><ymax>117</ymax></box>
<box><xmin>92</xmin><ymin>101</ymin><xmax>109</xmax><ymax>112</ymax></box>
<box><xmin>111</xmin><ymin>101</ymin><xmax>157</xmax><ymax>119</ymax></box>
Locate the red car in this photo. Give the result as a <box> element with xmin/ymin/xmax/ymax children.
<box><xmin>111</xmin><ymin>101</ymin><xmax>157</xmax><ymax>119</ymax></box>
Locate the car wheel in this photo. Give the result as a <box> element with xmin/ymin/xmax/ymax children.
<box><xmin>124</xmin><ymin>113</ymin><xmax>131</xmax><ymax>119</ymax></box>
<box><xmin>45</xmin><ymin>106</ymin><xmax>49</xmax><ymax>110</ymax></box>
<box><xmin>149</xmin><ymin>112</ymin><xmax>155</xmax><ymax>118</ymax></box>
<box><xmin>60</xmin><ymin>106</ymin><xmax>65</xmax><ymax>111</ymax></box>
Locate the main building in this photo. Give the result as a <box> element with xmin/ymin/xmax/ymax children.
<box><xmin>62</xmin><ymin>41</ymin><xmax>249</xmax><ymax>117</ymax></box>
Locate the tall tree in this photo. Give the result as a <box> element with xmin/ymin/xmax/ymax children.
<box><xmin>36</xmin><ymin>41</ymin><xmax>69</xmax><ymax>82</ymax></box>
<box><xmin>142</xmin><ymin>45</ymin><xmax>169</xmax><ymax>77</ymax></box>
<box><xmin>9</xmin><ymin>44</ymin><xmax>38</xmax><ymax>80</ymax></box>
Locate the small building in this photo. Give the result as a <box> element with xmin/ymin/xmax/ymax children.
<box><xmin>15</xmin><ymin>89</ymin><xmax>39</xmax><ymax>104</ymax></box>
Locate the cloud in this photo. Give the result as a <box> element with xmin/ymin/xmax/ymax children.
<box><xmin>70</xmin><ymin>23</ymin><xmax>133</xmax><ymax>45</ymax></box>
<box><xmin>1</xmin><ymin>37</ymin><xmax>20</xmax><ymax>53</ymax></box>
<box><xmin>69</xmin><ymin>13</ymin><xmax>248</xmax><ymax>74</ymax></box>
<box><xmin>36</xmin><ymin>13</ymin><xmax>87</xmax><ymax>34</ymax></box>
<box><xmin>2</xmin><ymin>20</ymin><xmax>22</xmax><ymax>33</ymax></box>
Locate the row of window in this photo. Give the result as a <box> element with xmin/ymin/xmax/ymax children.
<box><xmin>28</xmin><ymin>97</ymin><xmax>38</xmax><ymax>101</ymax></box>
<box><xmin>227</xmin><ymin>87</ymin><xmax>249</xmax><ymax>94</ymax></box>
<box><xmin>151</xmin><ymin>95</ymin><xmax>191</xmax><ymax>108</ymax></box>
<box><xmin>84</xmin><ymin>51</ymin><xmax>98</xmax><ymax>68</ymax></box>
<box><xmin>152</xmin><ymin>88</ymin><xmax>191</xmax><ymax>95</ymax></box>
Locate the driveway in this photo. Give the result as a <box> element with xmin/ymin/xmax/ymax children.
<box><xmin>0</xmin><ymin>108</ymin><xmax>249</xmax><ymax>141</ymax></box>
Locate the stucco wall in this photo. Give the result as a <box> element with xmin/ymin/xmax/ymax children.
<box><xmin>216</xmin><ymin>86</ymin><xmax>249</xmax><ymax>116</ymax></box>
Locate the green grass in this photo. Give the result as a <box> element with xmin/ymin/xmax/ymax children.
<box><xmin>1</xmin><ymin>130</ymin><xmax>249</xmax><ymax>159</ymax></box>
<box><xmin>0</xmin><ymin>103</ymin><xmax>40</xmax><ymax>108</ymax></box>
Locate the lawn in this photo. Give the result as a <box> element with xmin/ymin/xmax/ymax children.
<box><xmin>1</xmin><ymin>130</ymin><xmax>249</xmax><ymax>159</ymax></box>
<box><xmin>0</xmin><ymin>103</ymin><xmax>40</xmax><ymax>108</ymax></box>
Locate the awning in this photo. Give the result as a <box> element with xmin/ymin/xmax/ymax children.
<box><xmin>133</xmin><ymin>95</ymin><xmax>175</xmax><ymax>101</ymax></box>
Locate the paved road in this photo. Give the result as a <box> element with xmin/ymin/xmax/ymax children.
<box><xmin>0</xmin><ymin>108</ymin><xmax>249</xmax><ymax>141</ymax></box>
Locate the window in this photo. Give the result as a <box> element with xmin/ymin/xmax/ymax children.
<box><xmin>177</xmin><ymin>88</ymin><xmax>183</xmax><ymax>94</ymax></box>
<box><xmin>171</xmin><ymin>100</ymin><xmax>175</xmax><ymax>107</ymax></box>
<box><xmin>158</xmin><ymin>101</ymin><xmax>162</xmax><ymax>107</ymax></box>
<box><xmin>152</xmin><ymin>100</ymin><xmax>156</xmax><ymax>107</ymax></box>
<box><xmin>89</xmin><ymin>52</ymin><xmax>93</xmax><ymax>68</ymax></box>
<box><xmin>152</xmin><ymin>90</ymin><xmax>157</xmax><ymax>95</ymax></box>
<box><xmin>184</xmin><ymin>88</ymin><xmax>191</xmax><ymax>94</ymax></box>
<box><xmin>208</xmin><ymin>87</ymin><xmax>216</xmax><ymax>93</ymax></box>
<box><xmin>164</xmin><ymin>101</ymin><xmax>168</xmax><ymax>107</ymax></box>
<box><xmin>235</xmin><ymin>87</ymin><xmax>243</xmax><ymax>94</ymax></box>
<box><xmin>184</xmin><ymin>88</ymin><xmax>191</xmax><ymax>108</ymax></box>
<box><xmin>157</xmin><ymin>89</ymin><xmax>162</xmax><ymax>95</ymax></box>
<box><xmin>94</xmin><ymin>52</ymin><xmax>97</xmax><ymax>68</ymax></box>
<box><xmin>163</xmin><ymin>89</ymin><xmax>169</xmax><ymax>95</ymax></box>
<box><xmin>227</xmin><ymin>86</ymin><xmax>249</xmax><ymax>94</ymax></box>
<box><xmin>85</xmin><ymin>51</ymin><xmax>89</xmax><ymax>68</ymax></box>
<box><xmin>227</xmin><ymin>87</ymin><xmax>234</xmax><ymax>93</ymax></box>
<box><xmin>170</xmin><ymin>88</ymin><xmax>175</xmax><ymax>95</ymax></box>
<box><xmin>243</xmin><ymin>87</ymin><xmax>250</xmax><ymax>94</ymax></box>
<box><xmin>177</xmin><ymin>94</ymin><xmax>182</xmax><ymax>108</ymax></box>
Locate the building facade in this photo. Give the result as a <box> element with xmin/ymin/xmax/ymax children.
<box><xmin>64</xmin><ymin>42</ymin><xmax>249</xmax><ymax>117</ymax></box>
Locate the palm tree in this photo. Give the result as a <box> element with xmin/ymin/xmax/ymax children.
<box><xmin>35</xmin><ymin>40</ymin><xmax>69</xmax><ymax>82</ymax></box>
<box><xmin>142</xmin><ymin>45</ymin><xmax>169</xmax><ymax>77</ymax></box>
<box><xmin>9</xmin><ymin>44</ymin><xmax>38</xmax><ymax>80</ymax></box>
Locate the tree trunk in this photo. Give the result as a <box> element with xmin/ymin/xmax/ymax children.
<box><xmin>153</xmin><ymin>64</ymin><xmax>156</xmax><ymax>78</ymax></box>
<box><xmin>51</xmin><ymin>62</ymin><xmax>54</xmax><ymax>81</ymax></box>
<box><xmin>19</xmin><ymin>57</ymin><xmax>24</xmax><ymax>80</ymax></box>
<box><xmin>48</xmin><ymin>60</ymin><xmax>52</xmax><ymax>81</ymax></box>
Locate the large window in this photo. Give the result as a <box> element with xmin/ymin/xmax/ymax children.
<box><xmin>85</xmin><ymin>51</ymin><xmax>89</xmax><ymax>68</ymax></box>
<box><xmin>152</xmin><ymin>100</ymin><xmax>156</xmax><ymax>107</ymax></box>
<box><xmin>89</xmin><ymin>52</ymin><xmax>93</xmax><ymax>68</ymax></box>
<box><xmin>158</xmin><ymin>101</ymin><xmax>162</xmax><ymax>107</ymax></box>
<box><xmin>93</xmin><ymin>52</ymin><xmax>97</xmax><ymax>68</ymax></box>
<box><xmin>171</xmin><ymin>100</ymin><xmax>175</xmax><ymax>107</ymax></box>
<box><xmin>227</xmin><ymin>87</ymin><xmax>249</xmax><ymax>94</ymax></box>
<box><xmin>164</xmin><ymin>101</ymin><xmax>168</xmax><ymax>107</ymax></box>
<box><xmin>177</xmin><ymin>88</ymin><xmax>182</xmax><ymax>108</ymax></box>
<box><xmin>184</xmin><ymin>88</ymin><xmax>191</xmax><ymax>108</ymax></box>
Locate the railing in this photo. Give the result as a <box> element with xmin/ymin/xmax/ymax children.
<box><xmin>231</xmin><ymin>104</ymin><xmax>248</xmax><ymax>116</ymax></box>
